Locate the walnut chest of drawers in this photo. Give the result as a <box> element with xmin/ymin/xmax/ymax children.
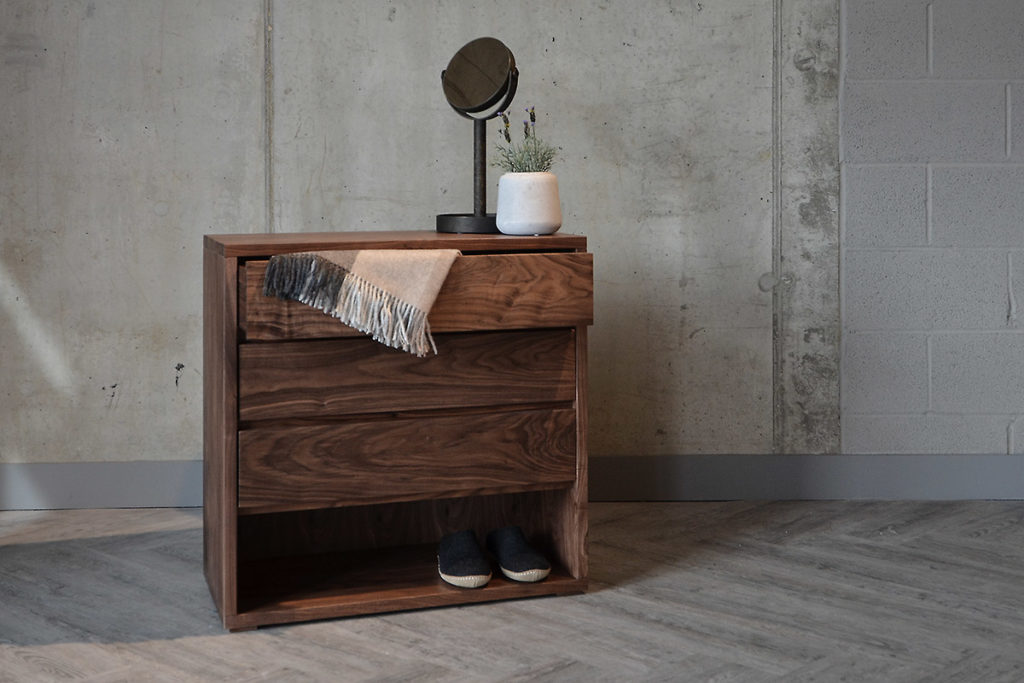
<box><xmin>203</xmin><ymin>231</ymin><xmax>593</xmax><ymax>630</ymax></box>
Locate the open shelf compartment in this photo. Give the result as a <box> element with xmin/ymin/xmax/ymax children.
<box><xmin>227</xmin><ymin>491</ymin><xmax>587</xmax><ymax>630</ymax></box>
<box><xmin>233</xmin><ymin>542</ymin><xmax>585</xmax><ymax>629</ymax></box>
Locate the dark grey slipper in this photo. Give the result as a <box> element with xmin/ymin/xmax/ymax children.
<box><xmin>438</xmin><ymin>530</ymin><xmax>491</xmax><ymax>588</ymax></box>
<box><xmin>485</xmin><ymin>526</ymin><xmax>551</xmax><ymax>583</ymax></box>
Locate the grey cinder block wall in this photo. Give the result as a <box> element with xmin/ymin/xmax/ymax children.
<box><xmin>842</xmin><ymin>0</ymin><xmax>1024</xmax><ymax>454</ymax></box>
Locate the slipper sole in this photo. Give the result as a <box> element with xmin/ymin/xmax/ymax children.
<box><xmin>498</xmin><ymin>565</ymin><xmax>551</xmax><ymax>583</ymax></box>
<box><xmin>439</xmin><ymin>567</ymin><xmax>491</xmax><ymax>589</ymax></box>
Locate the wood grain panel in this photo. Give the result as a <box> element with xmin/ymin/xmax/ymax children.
<box><xmin>202</xmin><ymin>244</ymin><xmax>238</xmax><ymax>622</ymax></box>
<box><xmin>232</xmin><ymin>543</ymin><xmax>585</xmax><ymax>629</ymax></box>
<box><xmin>240</xmin><ymin>252</ymin><xmax>593</xmax><ymax>340</ymax></box>
<box><xmin>431</xmin><ymin>252</ymin><xmax>593</xmax><ymax>331</ymax></box>
<box><xmin>553</xmin><ymin>325</ymin><xmax>589</xmax><ymax>580</ymax></box>
<box><xmin>238</xmin><ymin>408</ymin><xmax>577</xmax><ymax>514</ymax></box>
<box><xmin>238</xmin><ymin>330</ymin><xmax>575</xmax><ymax>421</ymax></box>
<box><xmin>206</xmin><ymin>230</ymin><xmax>586</xmax><ymax>258</ymax></box>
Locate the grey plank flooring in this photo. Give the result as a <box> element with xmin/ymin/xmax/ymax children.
<box><xmin>2</xmin><ymin>501</ymin><xmax>1024</xmax><ymax>681</ymax></box>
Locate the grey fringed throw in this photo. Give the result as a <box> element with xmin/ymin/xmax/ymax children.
<box><xmin>263</xmin><ymin>249</ymin><xmax>461</xmax><ymax>356</ymax></box>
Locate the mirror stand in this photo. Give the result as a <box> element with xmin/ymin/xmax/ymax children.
<box><xmin>437</xmin><ymin>119</ymin><xmax>493</xmax><ymax>233</ymax></box>
<box><xmin>436</xmin><ymin>37</ymin><xmax>518</xmax><ymax>234</ymax></box>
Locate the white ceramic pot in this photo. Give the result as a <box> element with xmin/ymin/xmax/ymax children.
<box><xmin>495</xmin><ymin>172</ymin><xmax>562</xmax><ymax>235</ymax></box>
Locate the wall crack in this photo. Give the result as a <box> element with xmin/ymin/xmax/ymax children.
<box><xmin>1008</xmin><ymin>252</ymin><xmax>1018</xmax><ymax>326</ymax></box>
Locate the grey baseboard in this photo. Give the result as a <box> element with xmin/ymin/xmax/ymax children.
<box><xmin>4</xmin><ymin>454</ymin><xmax>1023</xmax><ymax>510</ymax></box>
<box><xmin>589</xmin><ymin>454</ymin><xmax>1024</xmax><ymax>501</ymax></box>
<box><xmin>0</xmin><ymin>461</ymin><xmax>203</xmax><ymax>510</ymax></box>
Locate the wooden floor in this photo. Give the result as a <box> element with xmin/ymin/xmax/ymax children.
<box><xmin>2</xmin><ymin>501</ymin><xmax>1024</xmax><ymax>681</ymax></box>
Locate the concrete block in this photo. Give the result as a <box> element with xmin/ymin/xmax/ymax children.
<box><xmin>843</xmin><ymin>414</ymin><xmax>1010</xmax><ymax>454</ymax></box>
<box><xmin>932</xmin><ymin>167</ymin><xmax>1024</xmax><ymax>246</ymax></box>
<box><xmin>843</xmin><ymin>165</ymin><xmax>927</xmax><ymax>246</ymax></box>
<box><xmin>843</xmin><ymin>333</ymin><xmax>929</xmax><ymax>413</ymax></box>
<box><xmin>932</xmin><ymin>0</ymin><xmax>1024</xmax><ymax>78</ymax></box>
<box><xmin>843</xmin><ymin>82</ymin><xmax>1006</xmax><ymax>162</ymax></box>
<box><xmin>844</xmin><ymin>0</ymin><xmax>930</xmax><ymax>79</ymax></box>
<box><xmin>932</xmin><ymin>334</ymin><xmax>1024</xmax><ymax>412</ymax></box>
<box><xmin>844</xmin><ymin>250</ymin><xmax>1018</xmax><ymax>329</ymax></box>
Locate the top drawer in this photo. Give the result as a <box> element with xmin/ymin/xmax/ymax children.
<box><xmin>240</xmin><ymin>252</ymin><xmax>593</xmax><ymax>341</ymax></box>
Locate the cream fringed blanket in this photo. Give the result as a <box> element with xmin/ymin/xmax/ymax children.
<box><xmin>263</xmin><ymin>249</ymin><xmax>461</xmax><ymax>357</ymax></box>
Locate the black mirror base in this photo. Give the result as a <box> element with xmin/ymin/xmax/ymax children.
<box><xmin>436</xmin><ymin>213</ymin><xmax>499</xmax><ymax>234</ymax></box>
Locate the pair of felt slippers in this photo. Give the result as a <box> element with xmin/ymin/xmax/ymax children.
<box><xmin>438</xmin><ymin>526</ymin><xmax>551</xmax><ymax>588</ymax></box>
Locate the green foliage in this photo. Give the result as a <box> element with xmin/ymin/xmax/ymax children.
<box><xmin>493</xmin><ymin>107</ymin><xmax>558</xmax><ymax>173</ymax></box>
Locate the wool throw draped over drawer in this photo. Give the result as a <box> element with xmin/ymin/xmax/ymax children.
<box><xmin>262</xmin><ymin>249</ymin><xmax>461</xmax><ymax>357</ymax></box>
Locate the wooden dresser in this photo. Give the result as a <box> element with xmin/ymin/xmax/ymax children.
<box><xmin>203</xmin><ymin>231</ymin><xmax>593</xmax><ymax>630</ymax></box>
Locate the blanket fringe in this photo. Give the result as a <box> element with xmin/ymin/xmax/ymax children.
<box><xmin>263</xmin><ymin>254</ymin><xmax>437</xmax><ymax>357</ymax></box>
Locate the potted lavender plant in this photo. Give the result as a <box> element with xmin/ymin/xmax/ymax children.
<box><xmin>493</xmin><ymin>107</ymin><xmax>562</xmax><ymax>235</ymax></box>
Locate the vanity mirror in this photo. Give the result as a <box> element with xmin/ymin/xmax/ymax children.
<box><xmin>436</xmin><ymin>37</ymin><xmax>518</xmax><ymax>234</ymax></box>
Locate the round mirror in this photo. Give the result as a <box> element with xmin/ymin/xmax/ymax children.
<box><xmin>441</xmin><ymin>37</ymin><xmax>518</xmax><ymax>119</ymax></box>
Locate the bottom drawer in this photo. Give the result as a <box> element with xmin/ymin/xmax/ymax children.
<box><xmin>238</xmin><ymin>408</ymin><xmax>577</xmax><ymax>514</ymax></box>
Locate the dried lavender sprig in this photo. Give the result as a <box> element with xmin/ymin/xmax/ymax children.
<box><xmin>493</xmin><ymin>106</ymin><xmax>557</xmax><ymax>173</ymax></box>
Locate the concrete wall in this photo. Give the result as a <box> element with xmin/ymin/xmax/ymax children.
<box><xmin>2</xmin><ymin>1</ymin><xmax>847</xmax><ymax>506</ymax></box>
<box><xmin>841</xmin><ymin>0</ymin><xmax>1024</xmax><ymax>454</ymax></box>
<box><xmin>1</xmin><ymin>1</ymin><xmax>812</xmax><ymax>467</ymax></box>
<box><xmin>1</xmin><ymin>1</ymin><xmax>264</xmax><ymax>466</ymax></box>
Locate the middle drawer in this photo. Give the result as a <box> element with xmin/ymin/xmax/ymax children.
<box><xmin>237</xmin><ymin>406</ymin><xmax>577</xmax><ymax>513</ymax></box>
<box><xmin>239</xmin><ymin>329</ymin><xmax>576</xmax><ymax>421</ymax></box>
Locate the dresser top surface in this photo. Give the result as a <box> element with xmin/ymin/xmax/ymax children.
<box><xmin>205</xmin><ymin>230</ymin><xmax>587</xmax><ymax>258</ymax></box>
